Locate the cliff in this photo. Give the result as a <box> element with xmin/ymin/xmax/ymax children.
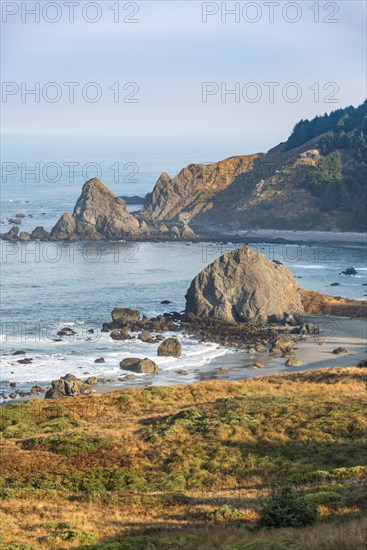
<box><xmin>141</xmin><ymin>101</ymin><xmax>367</xmax><ymax>232</ymax></box>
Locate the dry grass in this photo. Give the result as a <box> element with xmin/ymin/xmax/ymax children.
<box><xmin>0</xmin><ymin>367</ymin><xmax>366</xmax><ymax>549</ymax></box>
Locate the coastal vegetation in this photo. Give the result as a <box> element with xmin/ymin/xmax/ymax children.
<box><xmin>0</xmin><ymin>367</ymin><xmax>366</xmax><ymax>549</ymax></box>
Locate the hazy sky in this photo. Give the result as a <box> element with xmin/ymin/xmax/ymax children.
<box><xmin>1</xmin><ymin>0</ymin><xmax>366</xmax><ymax>153</ymax></box>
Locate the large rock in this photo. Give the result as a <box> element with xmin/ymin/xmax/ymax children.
<box><xmin>50</xmin><ymin>178</ymin><xmax>140</xmax><ymax>240</ymax></box>
<box><xmin>120</xmin><ymin>357</ymin><xmax>159</xmax><ymax>374</ymax></box>
<box><xmin>157</xmin><ymin>337</ymin><xmax>182</xmax><ymax>357</ymax></box>
<box><xmin>111</xmin><ymin>308</ymin><xmax>140</xmax><ymax>324</ymax></box>
<box><xmin>45</xmin><ymin>374</ymin><xmax>87</xmax><ymax>399</ymax></box>
<box><xmin>185</xmin><ymin>246</ymin><xmax>304</xmax><ymax>324</ymax></box>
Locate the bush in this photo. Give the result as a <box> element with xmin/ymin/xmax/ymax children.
<box><xmin>303</xmin><ymin>490</ymin><xmax>341</xmax><ymax>505</ymax></box>
<box><xmin>257</xmin><ymin>487</ymin><xmax>318</xmax><ymax>529</ymax></box>
<box><xmin>21</xmin><ymin>432</ymin><xmax>113</xmax><ymax>455</ymax></box>
<box><xmin>206</xmin><ymin>505</ymin><xmax>243</xmax><ymax>524</ymax></box>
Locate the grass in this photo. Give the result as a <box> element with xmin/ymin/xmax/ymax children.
<box><xmin>0</xmin><ymin>367</ymin><xmax>365</xmax><ymax>549</ymax></box>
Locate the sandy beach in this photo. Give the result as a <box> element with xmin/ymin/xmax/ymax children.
<box><xmin>90</xmin><ymin>315</ymin><xmax>366</xmax><ymax>396</ymax></box>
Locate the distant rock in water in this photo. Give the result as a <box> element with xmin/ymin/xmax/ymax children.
<box><xmin>12</xmin><ymin>178</ymin><xmax>197</xmax><ymax>242</ymax></box>
<box><xmin>50</xmin><ymin>178</ymin><xmax>140</xmax><ymax>240</ymax></box>
<box><xmin>120</xmin><ymin>195</ymin><xmax>146</xmax><ymax>205</ymax></box>
<box><xmin>185</xmin><ymin>246</ymin><xmax>304</xmax><ymax>324</ymax></box>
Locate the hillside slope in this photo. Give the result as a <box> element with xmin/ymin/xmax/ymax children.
<box><xmin>141</xmin><ymin>101</ymin><xmax>367</xmax><ymax>232</ymax></box>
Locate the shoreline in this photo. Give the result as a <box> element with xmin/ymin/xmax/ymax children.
<box><xmin>3</xmin><ymin>314</ymin><xmax>365</xmax><ymax>405</ymax></box>
<box><xmin>2</xmin><ymin>229</ymin><xmax>367</xmax><ymax>248</ymax></box>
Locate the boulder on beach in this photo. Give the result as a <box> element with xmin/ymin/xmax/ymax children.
<box><xmin>157</xmin><ymin>337</ymin><xmax>182</xmax><ymax>357</ymax></box>
<box><xmin>120</xmin><ymin>357</ymin><xmax>159</xmax><ymax>374</ymax></box>
<box><xmin>185</xmin><ymin>246</ymin><xmax>304</xmax><ymax>324</ymax></box>
<box><xmin>45</xmin><ymin>374</ymin><xmax>87</xmax><ymax>399</ymax></box>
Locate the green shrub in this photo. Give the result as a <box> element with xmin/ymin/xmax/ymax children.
<box><xmin>206</xmin><ymin>505</ymin><xmax>243</xmax><ymax>524</ymax></box>
<box><xmin>0</xmin><ymin>487</ymin><xmax>16</xmax><ymax>500</ymax></box>
<box><xmin>38</xmin><ymin>416</ymin><xmax>79</xmax><ymax>432</ymax></box>
<box><xmin>303</xmin><ymin>490</ymin><xmax>341</xmax><ymax>505</ymax></box>
<box><xmin>257</xmin><ymin>487</ymin><xmax>318</xmax><ymax>529</ymax></box>
<box><xmin>21</xmin><ymin>432</ymin><xmax>113</xmax><ymax>455</ymax></box>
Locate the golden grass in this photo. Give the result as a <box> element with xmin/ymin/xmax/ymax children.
<box><xmin>0</xmin><ymin>367</ymin><xmax>366</xmax><ymax>549</ymax></box>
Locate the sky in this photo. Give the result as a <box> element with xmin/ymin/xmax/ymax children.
<box><xmin>1</xmin><ymin>0</ymin><xmax>366</xmax><ymax>154</ymax></box>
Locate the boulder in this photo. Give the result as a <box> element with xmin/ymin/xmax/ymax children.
<box><xmin>111</xmin><ymin>308</ymin><xmax>140</xmax><ymax>324</ymax></box>
<box><xmin>186</xmin><ymin>247</ymin><xmax>304</xmax><ymax>324</ymax></box>
<box><xmin>332</xmin><ymin>347</ymin><xmax>348</xmax><ymax>355</ymax></box>
<box><xmin>31</xmin><ymin>226</ymin><xmax>50</xmax><ymax>240</ymax></box>
<box><xmin>138</xmin><ymin>330</ymin><xmax>154</xmax><ymax>343</ymax></box>
<box><xmin>120</xmin><ymin>357</ymin><xmax>159</xmax><ymax>374</ymax></box>
<box><xmin>85</xmin><ymin>376</ymin><xmax>98</xmax><ymax>385</ymax></box>
<box><xmin>45</xmin><ymin>374</ymin><xmax>87</xmax><ymax>399</ymax></box>
<box><xmin>94</xmin><ymin>357</ymin><xmax>105</xmax><ymax>363</ymax></box>
<box><xmin>285</xmin><ymin>357</ymin><xmax>304</xmax><ymax>367</ymax></box>
<box><xmin>9</xmin><ymin>218</ymin><xmax>22</xmax><ymax>225</ymax></box>
<box><xmin>341</xmin><ymin>267</ymin><xmax>357</xmax><ymax>276</ymax></box>
<box><xmin>2</xmin><ymin>226</ymin><xmax>19</xmax><ymax>240</ymax></box>
<box><xmin>157</xmin><ymin>337</ymin><xmax>182</xmax><ymax>357</ymax></box>
<box><xmin>19</xmin><ymin>232</ymin><xmax>31</xmax><ymax>242</ymax></box>
<box><xmin>110</xmin><ymin>329</ymin><xmax>131</xmax><ymax>341</ymax></box>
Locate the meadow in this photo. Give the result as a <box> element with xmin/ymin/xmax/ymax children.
<box><xmin>0</xmin><ymin>367</ymin><xmax>366</xmax><ymax>549</ymax></box>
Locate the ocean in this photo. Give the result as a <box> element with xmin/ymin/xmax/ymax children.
<box><xmin>1</xmin><ymin>135</ymin><xmax>366</xmax><ymax>399</ymax></box>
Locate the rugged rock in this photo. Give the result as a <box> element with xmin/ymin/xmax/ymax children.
<box><xmin>157</xmin><ymin>337</ymin><xmax>182</xmax><ymax>357</ymax></box>
<box><xmin>50</xmin><ymin>212</ymin><xmax>77</xmax><ymax>240</ymax></box>
<box><xmin>19</xmin><ymin>232</ymin><xmax>31</xmax><ymax>242</ymax></box>
<box><xmin>94</xmin><ymin>357</ymin><xmax>105</xmax><ymax>363</ymax></box>
<box><xmin>110</xmin><ymin>329</ymin><xmax>131</xmax><ymax>341</ymax></box>
<box><xmin>45</xmin><ymin>374</ymin><xmax>87</xmax><ymax>399</ymax></box>
<box><xmin>141</xmin><ymin>155</ymin><xmax>259</xmax><ymax>222</ymax></box>
<box><xmin>85</xmin><ymin>376</ymin><xmax>98</xmax><ymax>385</ymax></box>
<box><xmin>341</xmin><ymin>267</ymin><xmax>357</xmax><ymax>276</ymax></box>
<box><xmin>185</xmin><ymin>247</ymin><xmax>304</xmax><ymax>324</ymax></box>
<box><xmin>139</xmin><ymin>102</ymin><xmax>367</xmax><ymax>232</ymax></box>
<box><xmin>1</xmin><ymin>226</ymin><xmax>19</xmax><ymax>240</ymax></box>
<box><xmin>120</xmin><ymin>357</ymin><xmax>159</xmax><ymax>374</ymax></box>
<box><xmin>31</xmin><ymin>226</ymin><xmax>50</xmax><ymax>240</ymax></box>
<box><xmin>285</xmin><ymin>357</ymin><xmax>304</xmax><ymax>367</ymax></box>
<box><xmin>138</xmin><ymin>330</ymin><xmax>154</xmax><ymax>343</ymax></box>
<box><xmin>50</xmin><ymin>179</ymin><xmax>140</xmax><ymax>240</ymax></box>
<box><xmin>112</xmin><ymin>308</ymin><xmax>140</xmax><ymax>324</ymax></box>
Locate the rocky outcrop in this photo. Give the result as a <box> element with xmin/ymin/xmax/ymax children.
<box><xmin>157</xmin><ymin>337</ymin><xmax>182</xmax><ymax>357</ymax></box>
<box><xmin>141</xmin><ymin>155</ymin><xmax>259</xmax><ymax>222</ymax></box>
<box><xmin>45</xmin><ymin>374</ymin><xmax>89</xmax><ymax>399</ymax></box>
<box><xmin>140</xmin><ymin>102</ymin><xmax>367</xmax><ymax>232</ymax></box>
<box><xmin>185</xmin><ymin>246</ymin><xmax>304</xmax><ymax>324</ymax></box>
<box><xmin>12</xmin><ymin>178</ymin><xmax>197</xmax><ymax>242</ymax></box>
<box><xmin>120</xmin><ymin>357</ymin><xmax>159</xmax><ymax>373</ymax></box>
<box><xmin>50</xmin><ymin>179</ymin><xmax>140</xmax><ymax>240</ymax></box>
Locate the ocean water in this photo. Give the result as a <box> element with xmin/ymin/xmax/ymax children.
<box><xmin>1</xmin><ymin>135</ymin><xmax>366</xmax><ymax>398</ymax></box>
